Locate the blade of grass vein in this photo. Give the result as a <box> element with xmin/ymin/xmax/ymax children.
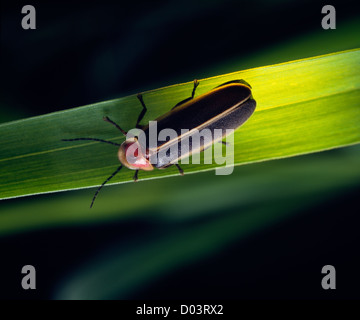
<box><xmin>0</xmin><ymin>49</ymin><xmax>359</xmax><ymax>200</ymax></box>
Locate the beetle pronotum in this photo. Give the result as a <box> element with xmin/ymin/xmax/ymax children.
<box><xmin>63</xmin><ymin>79</ymin><xmax>256</xmax><ymax>207</ymax></box>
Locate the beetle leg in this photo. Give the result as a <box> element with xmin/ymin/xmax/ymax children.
<box><xmin>175</xmin><ymin>164</ymin><xmax>184</xmax><ymax>176</ymax></box>
<box><xmin>171</xmin><ymin>79</ymin><xmax>199</xmax><ymax>110</ymax></box>
<box><xmin>133</xmin><ymin>170</ymin><xmax>139</xmax><ymax>182</ymax></box>
<box><xmin>136</xmin><ymin>93</ymin><xmax>147</xmax><ymax>129</ymax></box>
<box><xmin>103</xmin><ymin>116</ymin><xmax>127</xmax><ymax>136</ymax></box>
<box><xmin>191</xmin><ymin>79</ymin><xmax>199</xmax><ymax>99</ymax></box>
<box><xmin>90</xmin><ymin>165</ymin><xmax>123</xmax><ymax>208</ymax></box>
<box><xmin>219</xmin><ymin>141</ymin><xmax>229</xmax><ymax>146</ymax></box>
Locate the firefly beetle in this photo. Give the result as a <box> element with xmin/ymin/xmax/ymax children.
<box><xmin>63</xmin><ymin>79</ymin><xmax>256</xmax><ymax>207</ymax></box>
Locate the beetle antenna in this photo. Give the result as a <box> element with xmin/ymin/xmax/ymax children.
<box><xmin>90</xmin><ymin>165</ymin><xmax>123</xmax><ymax>208</ymax></box>
<box><xmin>62</xmin><ymin>138</ymin><xmax>120</xmax><ymax>146</ymax></box>
<box><xmin>103</xmin><ymin>116</ymin><xmax>127</xmax><ymax>136</ymax></box>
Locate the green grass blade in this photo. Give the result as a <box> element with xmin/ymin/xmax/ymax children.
<box><xmin>1</xmin><ymin>49</ymin><xmax>359</xmax><ymax>200</ymax></box>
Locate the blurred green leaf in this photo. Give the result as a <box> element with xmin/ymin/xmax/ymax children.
<box><xmin>0</xmin><ymin>49</ymin><xmax>359</xmax><ymax>200</ymax></box>
<box><xmin>54</xmin><ymin>145</ymin><xmax>360</xmax><ymax>299</ymax></box>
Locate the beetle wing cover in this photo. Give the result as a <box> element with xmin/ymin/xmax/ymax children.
<box><xmin>143</xmin><ymin>83</ymin><xmax>252</xmax><ymax>140</ymax></box>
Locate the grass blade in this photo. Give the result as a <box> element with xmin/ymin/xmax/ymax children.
<box><xmin>1</xmin><ymin>49</ymin><xmax>359</xmax><ymax>200</ymax></box>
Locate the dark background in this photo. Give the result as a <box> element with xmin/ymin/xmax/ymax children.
<box><xmin>1</xmin><ymin>0</ymin><xmax>360</xmax><ymax>299</ymax></box>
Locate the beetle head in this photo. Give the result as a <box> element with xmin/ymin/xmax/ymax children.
<box><xmin>118</xmin><ymin>137</ymin><xmax>154</xmax><ymax>171</ymax></box>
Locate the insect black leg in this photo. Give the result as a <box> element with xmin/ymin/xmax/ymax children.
<box><xmin>62</xmin><ymin>138</ymin><xmax>120</xmax><ymax>147</ymax></box>
<box><xmin>103</xmin><ymin>116</ymin><xmax>127</xmax><ymax>136</ymax></box>
<box><xmin>219</xmin><ymin>141</ymin><xmax>229</xmax><ymax>146</ymax></box>
<box><xmin>191</xmin><ymin>79</ymin><xmax>199</xmax><ymax>99</ymax></box>
<box><xmin>175</xmin><ymin>164</ymin><xmax>184</xmax><ymax>176</ymax></box>
<box><xmin>90</xmin><ymin>165</ymin><xmax>123</xmax><ymax>208</ymax></box>
<box><xmin>171</xmin><ymin>79</ymin><xmax>199</xmax><ymax>110</ymax></box>
<box><xmin>133</xmin><ymin>170</ymin><xmax>139</xmax><ymax>182</ymax></box>
<box><xmin>136</xmin><ymin>94</ymin><xmax>147</xmax><ymax>129</ymax></box>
